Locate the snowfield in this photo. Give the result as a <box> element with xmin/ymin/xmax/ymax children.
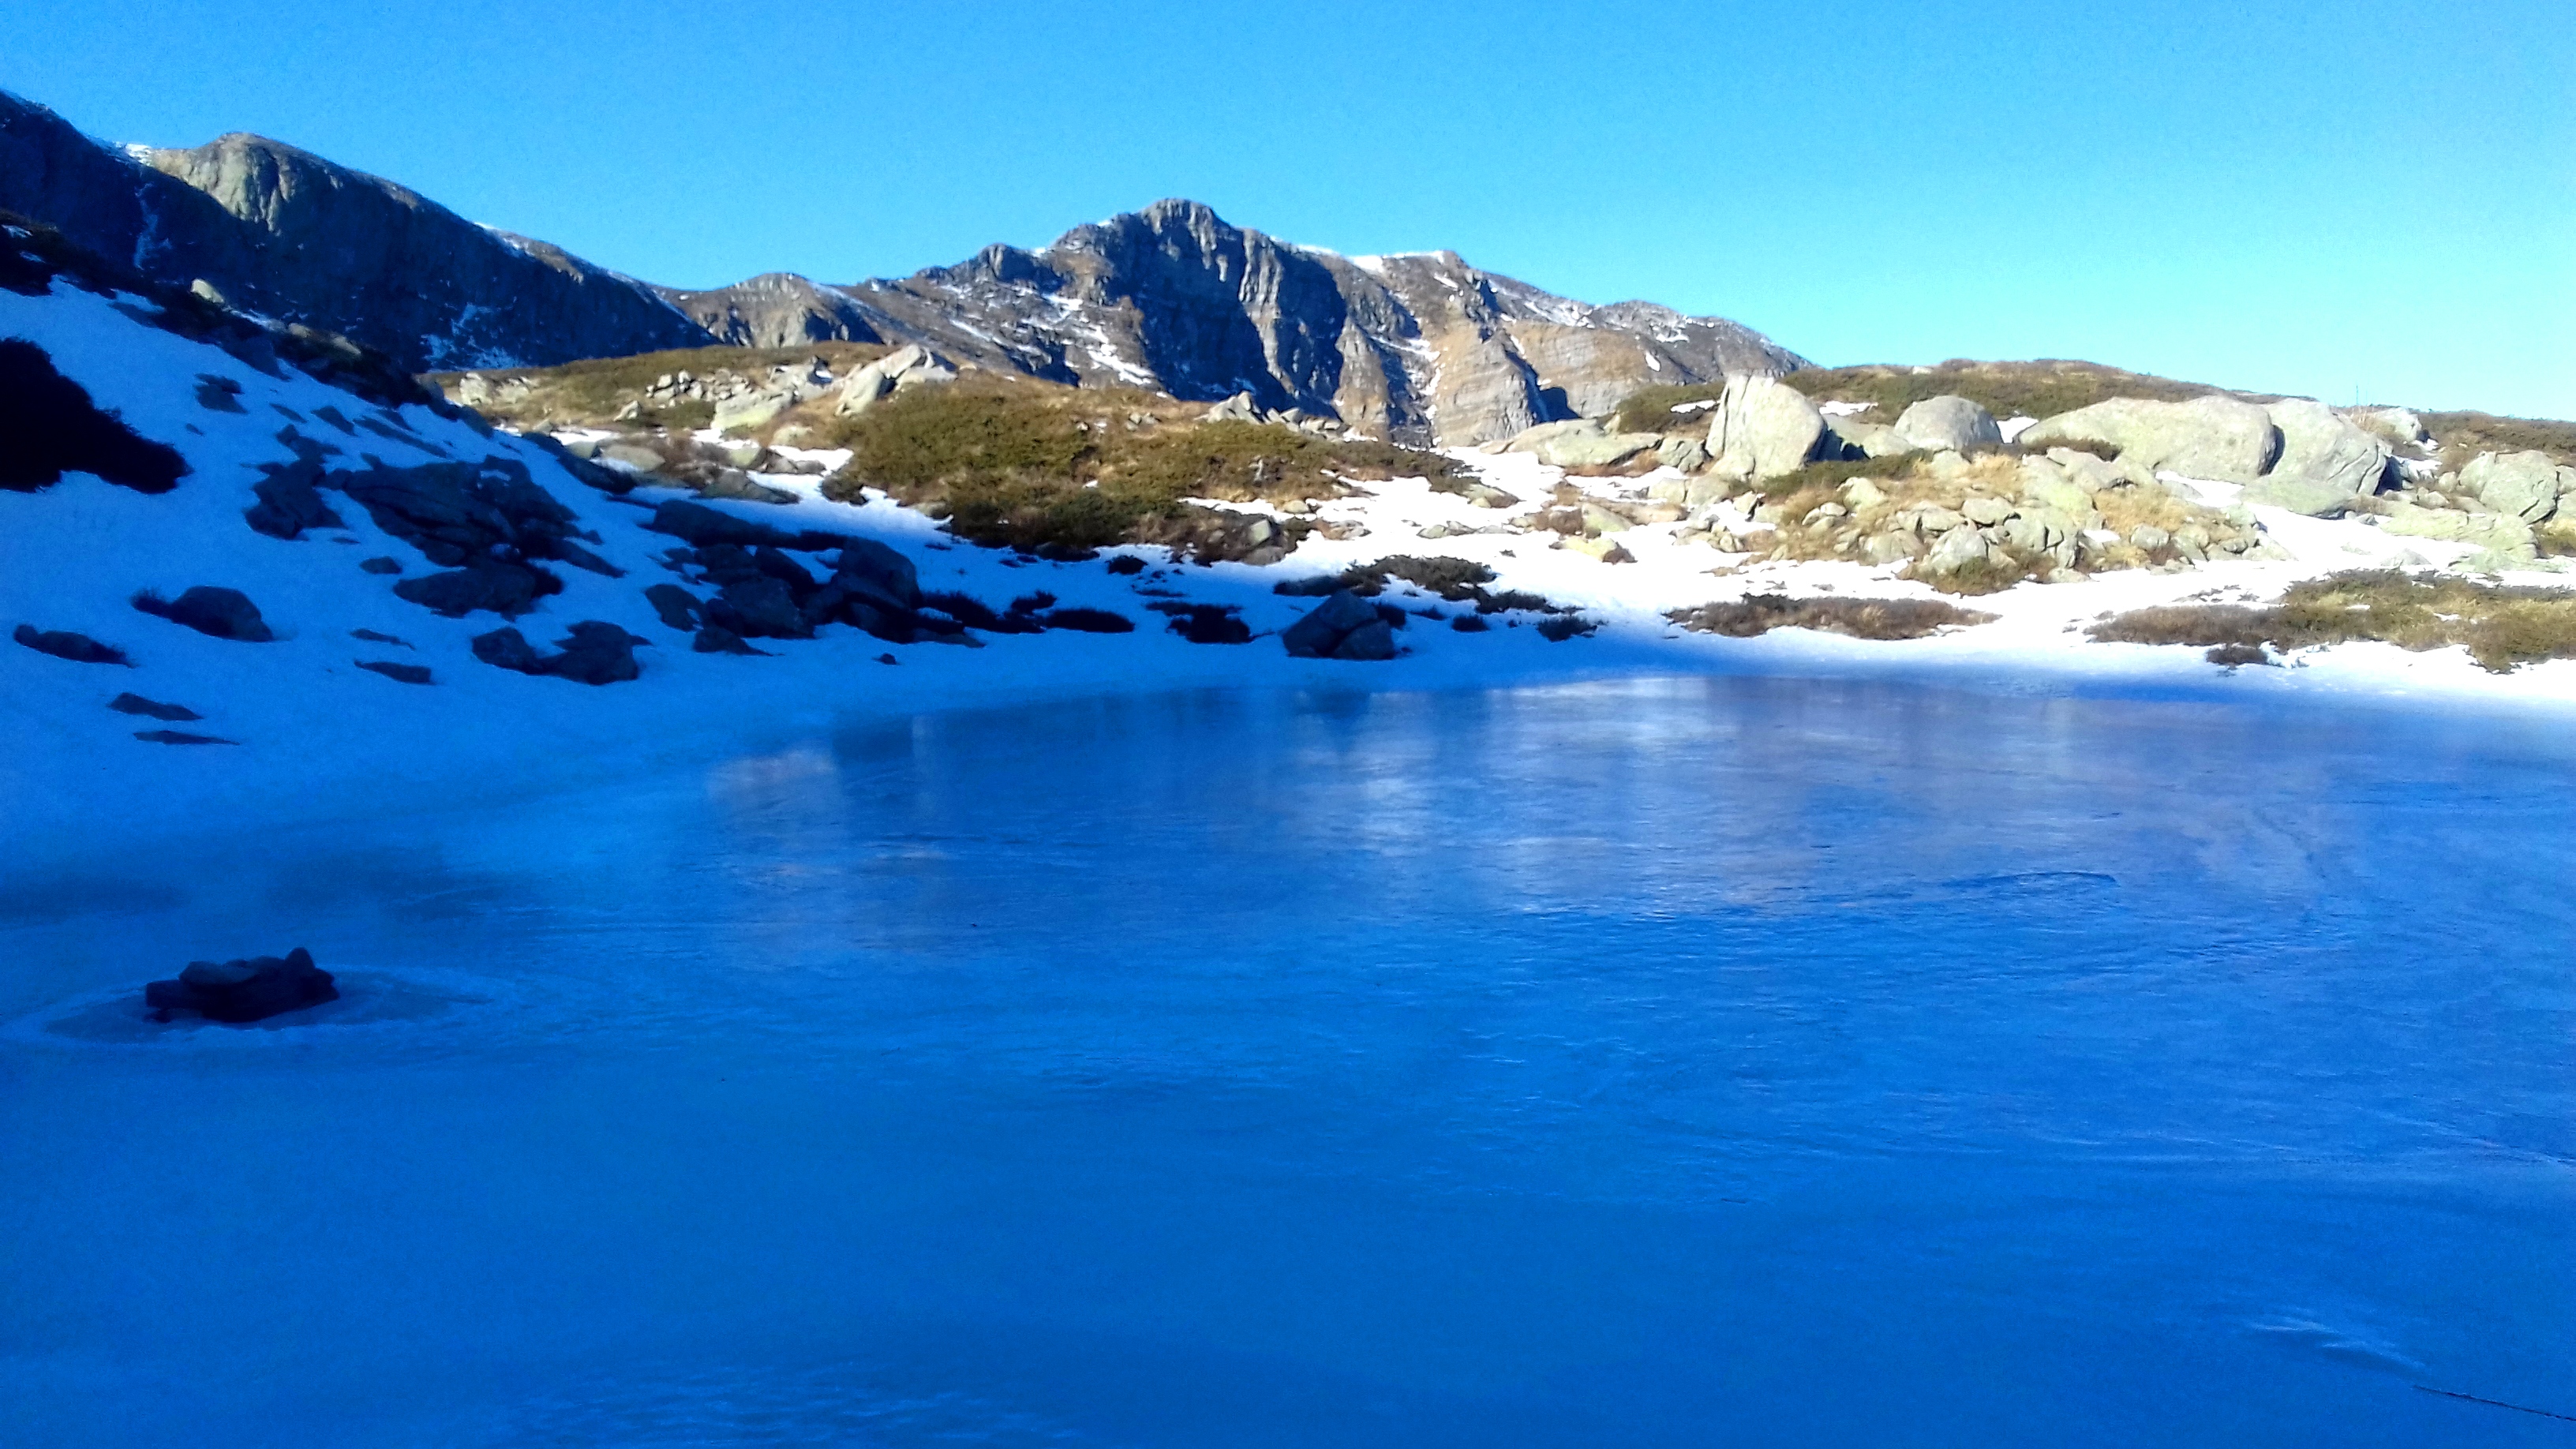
<box><xmin>8</xmin><ymin>279</ymin><xmax>2576</xmax><ymax>869</ymax></box>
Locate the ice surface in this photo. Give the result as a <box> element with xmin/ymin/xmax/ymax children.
<box><xmin>3</xmin><ymin>677</ymin><xmax>2571</xmax><ymax>1447</ymax></box>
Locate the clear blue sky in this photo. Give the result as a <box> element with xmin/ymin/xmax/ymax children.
<box><xmin>5</xmin><ymin>0</ymin><xmax>2570</xmax><ymax>417</ymax></box>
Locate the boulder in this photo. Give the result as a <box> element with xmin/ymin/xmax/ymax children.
<box><xmin>1503</xmin><ymin>419</ymin><xmax>1661</xmax><ymax>468</ymax></box>
<box><xmin>1200</xmin><ymin>391</ymin><xmax>1262</xmax><ymax>424</ymax></box>
<box><xmin>393</xmin><ymin>560</ymin><xmax>555</xmax><ymax>618</ymax></box>
<box><xmin>646</xmin><ymin>499</ymin><xmax>848</xmax><ymax>552</ymax></box>
<box><xmin>2457</xmin><ymin>451</ymin><xmax>2571</xmax><ymax>523</ymax></box>
<box><xmin>1893</xmin><ymin>395</ymin><xmax>2002</xmax><ymax>452</ymax></box>
<box><xmin>13</xmin><ymin>623</ymin><xmax>129</xmax><ymax>665</ymax></box>
<box><xmin>108</xmin><ymin>692</ymin><xmax>199</xmax><ymax>721</ymax></box>
<box><xmin>470</xmin><ymin>622</ymin><xmax>646</xmax><ymax>683</ymax></box>
<box><xmin>132</xmin><ymin>586</ymin><xmax>273</xmax><ymax>642</ymax></box>
<box><xmin>835</xmin><ymin>344</ymin><xmax>956</xmax><ymax>417</ymax></box>
<box><xmin>1826</xmin><ymin>417</ymin><xmax>1914</xmax><ymax>459</ymax></box>
<box><xmin>1280</xmin><ymin>590</ymin><xmax>1387</xmax><ymax>658</ymax></box>
<box><xmin>598</xmin><ymin>443</ymin><xmax>665</xmax><ymax>473</ymax></box>
<box><xmin>2352</xmin><ymin>407</ymin><xmax>2430</xmax><ymax>447</ymax></box>
<box><xmin>1330</xmin><ymin>619</ymin><xmax>1398</xmax><ymax>661</ymax></box>
<box><xmin>354</xmin><ymin>659</ymin><xmax>432</xmax><ymax>684</ymax></box>
<box><xmin>243</xmin><ymin>460</ymin><xmax>346</xmax><ymax>539</ymax></box>
<box><xmin>642</xmin><ymin>582</ymin><xmax>704</xmax><ymax>632</ymax></box>
<box><xmin>712</xmin><ymin>386</ymin><xmax>802</xmax><ymax>435</ymax></box>
<box><xmin>692</xmin><ymin>624</ymin><xmax>769</xmax><ymax>655</ymax></box>
<box><xmin>2021</xmin><ymin>396</ymin><xmax>2282</xmax><ymax>482</ymax></box>
<box><xmin>1918</xmin><ymin>525</ymin><xmax>1993</xmax><ymax>575</ymax></box>
<box><xmin>1654</xmin><ymin>436</ymin><xmax>1709</xmax><ymax>472</ymax></box>
<box><xmin>697</xmin><ymin>469</ymin><xmax>799</xmax><ymax>505</ymax></box>
<box><xmin>1706</xmin><ymin>375</ymin><xmax>1827</xmax><ymax>481</ymax></box>
<box><xmin>2376</xmin><ymin>502</ymin><xmax>2537</xmax><ymax>560</ymax></box>
<box><xmin>2248</xmin><ymin>399</ymin><xmax>2389</xmax><ymax>515</ymax></box>
<box><xmin>707</xmin><ymin>576</ymin><xmax>812</xmax><ymax>639</ymax></box>
<box><xmin>144</xmin><ymin>948</ymin><xmax>337</xmax><ymax>1024</ymax></box>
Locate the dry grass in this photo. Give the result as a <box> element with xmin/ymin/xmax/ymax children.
<box><xmin>2421</xmin><ymin>411</ymin><xmax>2576</xmax><ymax>470</ymax></box>
<box><xmin>1777</xmin><ymin>359</ymin><xmax>2260</xmax><ymax>423</ymax></box>
<box><xmin>1668</xmin><ymin>594</ymin><xmax>1993</xmax><ymax>639</ymax></box>
<box><xmin>2088</xmin><ymin>571</ymin><xmax>2576</xmax><ymax>672</ymax></box>
<box><xmin>818</xmin><ymin>376</ymin><xmax>1460</xmax><ymax>552</ymax></box>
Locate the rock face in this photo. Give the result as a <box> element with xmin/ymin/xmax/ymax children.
<box><xmin>0</xmin><ymin>91</ymin><xmax>706</xmax><ymax>371</ymax></box>
<box><xmin>2245</xmin><ymin>399</ymin><xmax>2390</xmax><ymax>515</ymax></box>
<box><xmin>1706</xmin><ymin>375</ymin><xmax>1827</xmax><ymax>481</ymax></box>
<box><xmin>680</xmin><ymin>200</ymin><xmax>1807</xmax><ymax>447</ymax></box>
<box><xmin>2022</xmin><ymin>396</ymin><xmax>2283</xmax><ymax>482</ymax></box>
<box><xmin>1893</xmin><ymin>396</ymin><xmax>2003</xmax><ymax>453</ymax></box>
<box><xmin>5</xmin><ymin>88</ymin><xmax>1803</xmax><ymax>440</ymax></box>
<box><xmin>144</xmin><ymin>947</ymin><xmax>337</xmax><ymax>1023</ymax></box>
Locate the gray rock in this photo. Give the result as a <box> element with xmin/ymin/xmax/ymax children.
<box><xmin>1705</xmin><ymin>375</ymin><xmax>1827</xmax><ymax>481</ymax></box>
<box><xmin>1655</xmin><ymin>435</ymin><xmax>1709</xmax><ymax>472</ymax></box>
<box><xmin>13</xmin><ymin>623</ymin><xmax>129</xmax><ymax>665</ymax></box>
<box><xmin>643</xmin><ymin>583</ymin><xmax>703</xmax><ymax>632</ymax></box>
<box><xmin>2458</xmin><ymin>451</ymin><xmax>2572</xmax><ymax>522</ymax></box>
<box><xmin>2351</xmin><ymin>407</ymin><xmax>2430</xmax><ymax>447</ymax></box>
<box><xmin>1329</xmin><ymin>619</ymin><xmax>1398</xmax><ymax>661</ymax></box>
<box><xmin>243</xmin><ymin>460</ymin><xmax>346</xmax><ymax>539</ymax></box>
<box><xmin>143</xmin><ymin>947</ymin><xmax>336</xmax><ymax>1023</ymax></box>
<box><xmin>2253</xmin><ymin>399</ymin><xmax>2389</xmax><ymax>511</ymax></box>
<box><xmin>2022</xmin><ymin>396</ymin><xmax>2283</xmax><ymax>482</ymax></box>
<box><xmin>393</xmin><ymin>561</ymin><xmax>551</xmax><ymax>618</ymax></box>
<box><xmin>598</xmin><ymin>443</ymin><xmax>665</xmax><ymax>473</ymax></box>
<box><xmin>354</xmin><ymin>658</ymin><xmax>432</xmax><ymax>684</ymax></box>
<box><xmin>470</xmin><ymin>627</ymin><xmax>546</xmax><ymax>674</ymax></box>
<box><xmin>698</xmin><ymin>469</ymin><xmax>799</xmax><ymax>505</ymax></box>
<box><xmin>1919</xmin><ymin>526</ymin><xmax>1993</xmax><ymax>574</ymax></box>
<box><xmin>1893</xmin><ymin>395</ymin><xmax>2002</xmax><ymax>452</ymax></box>
<box><xmin>1960</xmin><ymin>496</ymin><xmax>2014</xmax><ymax>526</ymax></box>
<box><xmin>2129</xmin><ymin>525</ymin><xmax>2172</xmax><ymax>551</ymax></box>
<box><xmin>707</xmin><ymin>576</ymin><xmax>812</xmax><ymax>640</ymax></box>
<box><xmin>109</xmin><ymin>691</ymin><xmax>199</xmax><ymax>721</ymax></box>
<box><xmin>544</xmin><ymin>621</ymin><xmax>645</xmax><ymax>684</ymax></box>
<box><xmin>1280</xmin><ymin>590</ymin><xmax>1385</xmax><ymax>657</ymax></box>
<box><xmin>1862</xmin><ymin>530</ymin><xmax>1925</xmax><ymax>565</ymax></box>
<box><xmin>1825</xmin><ymin>417</ymin><xmax>1914</xmax><ymax>459</ymax></box>
<box><xmin>133</xmin><ymin>585</ymin><xmax>273</xmax><ymax>642</ymax></box>
<box><xmin>2376</xmin><ymin>501</ymin><xmax>2537</xmax><ymax>559</ymax></box>
<box><xmin>1503</xmin><ymin>419</ymin><xmax>1661</xmax><ymax>468</ymax></box>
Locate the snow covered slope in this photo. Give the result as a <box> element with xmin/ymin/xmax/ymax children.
<box><xmin>12</xmin><ymin>238</ymin><xmax>2576</xmax><ymax>872</ymax></box>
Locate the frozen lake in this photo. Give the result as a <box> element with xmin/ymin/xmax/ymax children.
<box><xmin>4</xmin><ymin>675</ymin><xmax>2571</xmax><ymax>1446</ymax></box>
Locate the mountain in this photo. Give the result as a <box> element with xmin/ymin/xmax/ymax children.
<box><xmin>0</xmin><ymin>88</ymin><xmax>1804</xmax><ymax>443</ymax></box>
<box><xmin>0</xmin><ymin>91</ymin><xmax>710</xmax><ymax>371</ymax></box>
<box><xmin>666</xmin><ymin>200</ymin><xmax>1807</xmax><ymax>446</ymax></box>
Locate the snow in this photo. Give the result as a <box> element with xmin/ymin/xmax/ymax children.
<box><xmin>9</xmin><ymin>277</ymin><xmax>2576</xmax><ymax>878</ymax></box>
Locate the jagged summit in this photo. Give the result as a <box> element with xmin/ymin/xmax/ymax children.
<box><xmin>0</xmin><ymin>84</ymin><xmax>1805</xmax><ymax>442</ymax></box>
<box><xmin>672</xmin><ymin>197</ymin><xmax>1808</xmax><ymax>446</ymax></box>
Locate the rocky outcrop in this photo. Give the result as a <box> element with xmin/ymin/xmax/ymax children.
<box><xmin>691</xmin><ymin>200</ymin><xmax>1806</xmax><ymax>447</ymax></box>
<box><xmin>1893</xmin><ymin>396</ymin><xmax>2003</xmax><ymax>453</ymax></box>
<box><xmin>2245</xmin><ymin>399</ymin><xmax>2390</xmax><ymax>515</ymax></box>
<box><xmin>0</xmin><ymin>338</ymin><xmax>190</xmax><ymax>493</ymax></box>
<box><xmin>2022</xmin><ymin>396</ymin><xmax>2283</xmax><ymax>482</ymax></box>
<box><xmin>0</xmin><ymin>92</ymin><xmax>706</xmax><ymax>372</ymax></box>
<box><xmin>144</xmin><ymin>947</ymin><xmax>336</xmax><ymax>1023</ymax></box>
<box><xmin>1706</xmin><ymin>375</ymin><xmax>1828</xmax><ymax>481</ymax></box>
<box><xmin>471</xmin><ymin>621</ymin><xmax>646</xmax><ymax>683</ymax></box>
<box><xmin>2456</xmin><ymin>451</ymin><xmax>2572</xmax><ymax>522</ymax></box>
<box><xmin>832</xmin><ymin>343</ymin><xmax>957</xmax><ymax>416</ymax></box>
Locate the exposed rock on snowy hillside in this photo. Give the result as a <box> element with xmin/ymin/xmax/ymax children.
<box><xmin>0</xmin><ymin>92</ymin><xmax>707</xmax><ymax>371</ymax></box>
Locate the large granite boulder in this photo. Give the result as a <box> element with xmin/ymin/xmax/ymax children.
<box><xmin>1503</xmin><ymin>419</ymin><xmax>1661</xmax><ymax>468</ymax></box>
<box><xmin>2243</xmin><ymin>399</ymin><xmax>2389</xmax><ymax>515</ymax></box>
<box><xmin>2457</xmin><ymin>451</ymin><xmax>2572</xmax><ymax>523</ymax></box>
<box><xmin>2021</xmin><ymin>396</ymin><xmax>2282</xmax><ymax>482</ymax></box>
<box><xmin>2374</xmin><ymin>502</ymin><xmax>2537</xmax><ymax>560</ymax></box>
<box><xmin>1893</xmin><ymin>395</ymin><xmax>2002</xmax><ymax>453</ymax></box>
<box><xmin>133</xmin><ymin>585</ymin><xmax>273</xmax><ymax>642</ymax></box>
<box><xmin>144</xmin><ymin>947</ymin><xmax>337</xmax><ymax>1023</ymax></box>
<box><xmin>833</xmin><ymin>344</ymin><xmax>957</xmax><ymax>416</ymax></box>
<box><xmin>1825</xmin><ymin>417</ymin><xmax>1913</xmax><ymax>459</ymax></box>
<box><xmin>1705</xmin><ymin>375</ymin><xmax>1826</xmax><ymax>481</ymax></box>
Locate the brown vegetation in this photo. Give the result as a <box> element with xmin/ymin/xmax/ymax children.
<box><xmin>1668</xmin><ymin>593</ymin><xmax>1993</xmax><ymax>640</ymax></box>
<box><xmin>2087</xmin><ymin>571</ymin><xmax>2576</xmax><ymax>672</ymax></box>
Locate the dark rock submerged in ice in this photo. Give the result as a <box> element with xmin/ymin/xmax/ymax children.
<box><xmin>143</xmin><ymin>947</ymin><xmax>338</xmax><ymax>1023</ymax></box>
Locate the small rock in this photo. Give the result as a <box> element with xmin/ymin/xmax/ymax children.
<box><xmin>355</xmin><ymin>659</ymin><xmax>433</xmax><ymax>684</ymax></box>
<box><xmin>144</xmin><ymin>947</ymin><xmax>337</xmax><ymax>1023</ymax></box>
<box><xmin>108</xmin><ymin>692</ymin><xmax>199</xmax><ymax>721</ymax></box>
<box><xmin>13</xmin><ymin>623</ymin><xmax>130</xmax><ymax>665</ymax></box>
<box><xmin>132</xmin><ymin>586</ymin><xmax>274</xmax><ymax>642</ymax></box>
<box><xmin>133</xmin><ymin>728</ymin><xmax>234</xmax><ymax>745</ymax></box>
<box><xmin>358</xmin><ymin>556</ymin><xmax>402</xmax><ymax>575</ymax></box>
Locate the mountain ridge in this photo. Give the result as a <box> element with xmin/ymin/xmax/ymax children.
<box><xmin>0</xmin><ymin>89</ymin><xmax>1803</xmax><ymax>444</ymax></box>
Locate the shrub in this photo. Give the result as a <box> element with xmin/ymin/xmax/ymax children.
<box><xmin>2421</xmin><ymin>410</ymin><xmax>2576</xmax><ymax>469</ymax></box>
<box><xmin>2087</xmin><ymin>571</ymin><xmax>2576</xmax><ymax>672</ymax></box>
<box><xmin>1753</xmin><ymin>452</ymin><xmax>1916</xmax><ymax>499</ymax></box>
<box><xmin>1667</xmin><ymin>594</ymin><xmax>1993</xmax><ymax>641</ymax></box>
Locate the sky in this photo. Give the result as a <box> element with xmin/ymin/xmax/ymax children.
<box><xmin>3</xmin><ymin>0</ymin><xmax>2570</xmax><ymax>417</ymax></box>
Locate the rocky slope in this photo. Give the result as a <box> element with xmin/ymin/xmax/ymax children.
<box><xmin>0</xmin><ymin>92</ymin><xmax>708</xmax><ymax>372</ymax></box>
<box><xmin>2</xmin><ymin>88</ymin><xmax>1803</xmax><ymax>444</ymax></box>
<box><xmin>669</xmin><ymin>200</ymin><xmax>1807</xmax><ymax>447</ymax></box>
